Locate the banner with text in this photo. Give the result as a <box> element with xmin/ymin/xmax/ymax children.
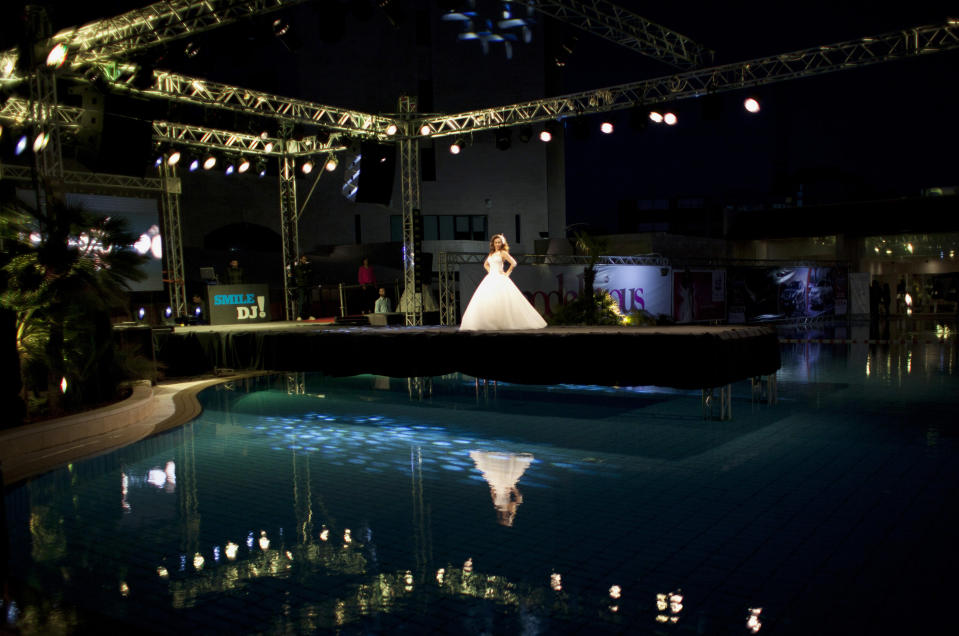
<box><xmin>208</xmin><ymin>284</ymin><xmax>271</xmax><ymax>325</ymax></box>
<box><xmin>458</xmin><ymin>263</ymin><xmax>672</xmax><ymax>319</ymax></box>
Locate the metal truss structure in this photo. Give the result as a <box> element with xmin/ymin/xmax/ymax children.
<box><xmin>0</xmin><ymin>0</ymin><xmax>314</xmax><ymax>83</ymax></box>
<box><xmin>125</xmin><ymin>72</ymin><xmax>397</xmax><ymax>140</ymax></box>
<box><xmin>151</xmin><ymin>121</ymin><xmax>346</xmax><ymax>157</ymax></box>
<box><xmin>0</xmin><ymin>97</ymin><xmax>83</xmax><ymax>127</ymax></box>
<box><xmin>436</xmin><ymin>252</ymin><xmax>670</xmax><ymax>326</ymax></box>
<box><xmin>2</xmin><ymin>0</ymin><xmax>957</xmax><ymax>329</ymax></box>
<box><xmin>517</xmin><ymin>0</ymin><xmax>710</xmax><ymax>68</ymax></box>
<box><xmin>159</xmin><ymin>161</ymin><xmax>187</xmax><ymax>317</ymax></box>
<box><xmin>415</xmin><ymin>20</ymin><xmax>959</xmax><ymax>138</ymax></box>
<box><xmin>398</xmin><ymin>96</ymin><xmax>423</xmax><ymax>326</ymax></box>
<box><xmin>0</xmin><ymin>164</ymin><xmax>163</xmax><ymax>192</ymax></box>
<box><xmin>279</xmin><ymin>154</ymin><xmax>299</xmax><ymax>320</ymax></box>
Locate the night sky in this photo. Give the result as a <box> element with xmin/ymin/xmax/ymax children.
<box><xmin>5</xmin><ymin>1</ymin><xmax>958</xmax><ymax>234</ymax></box>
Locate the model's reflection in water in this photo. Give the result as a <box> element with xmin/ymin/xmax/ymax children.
<box><xmin>469</xmin><ymin>451</ymin><xmax>534</xmax><ymax>527</ymax></box>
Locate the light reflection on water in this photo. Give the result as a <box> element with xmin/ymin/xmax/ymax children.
<box><xmin>3</xmin><ymin>321</ymin><xmax>957</xmax><ymax>634</ymax></box>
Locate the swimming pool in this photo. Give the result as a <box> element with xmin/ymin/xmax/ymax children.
<box><xmin>3</xmin><ymin>319</ymin><xmax>957</xmax><ymax>634</ymax></box>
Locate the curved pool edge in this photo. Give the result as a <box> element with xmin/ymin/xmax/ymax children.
<box><xmin>0</xmin><ymin>372</ymin><xmax>266</xmax><ymax>486</ymax></box>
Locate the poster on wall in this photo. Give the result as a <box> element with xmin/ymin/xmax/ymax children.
<box><xmin>727</xmin><ymin>266</ymin><xmax>847</xmax><ymax>322</ymax></box>
<box><xmin>673</xmin><ymin>269</ymin><xmax>726</xmax><ymax>323</ymax></box>
<box><xmin>458</xmin><ymin>262</ymin><xmax>672</xmax><ymax>319</ymax></box>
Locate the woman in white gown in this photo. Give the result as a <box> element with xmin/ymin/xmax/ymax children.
<box><xmin>460</xmin><ymin>234</ymin><xmax>547</xmax><ymax>331</ymax></box>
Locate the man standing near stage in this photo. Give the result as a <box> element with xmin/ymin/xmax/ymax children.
<box><xmin>293</xmin><ymin>255</ymin><xmax>314</xmax><ymax>320</ymax></box>
<box><xmin>226</xmin><ymin>258</ymin><xmax>244</xmax><ymax>285</ymax></box>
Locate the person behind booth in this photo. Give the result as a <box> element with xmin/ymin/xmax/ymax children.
<box><xmin>293</xmin><ymin>255</ymin><xmax>314</xmax><ymax>320</ymax></box>
<box><xmin>191</xmin><ymin>294</ymin><xmax>208</xmax><ymax>324</ymax></box>
<box><xmin>226</xmin><ymin>259</ymin><xmax>244</xmax><ymax>285</ymax></box>
<box><xmin>374</xmin><ymin>287</ymin><xmax>392</xmax><ymax>314</ymax></box>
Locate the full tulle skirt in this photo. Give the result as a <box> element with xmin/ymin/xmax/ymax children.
<box><xmin>460</xmin><ymin>273</ymin><xmax>547</xmax><ymax>331</ymax></box>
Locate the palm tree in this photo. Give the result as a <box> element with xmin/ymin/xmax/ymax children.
<box><xmin>1</xmin><ymin>195</ymin><xmax>146</xmax><ymax>417</ymax></box>
<box><xmin>572</xmin><ymin>230</ymin><xmax>609</xmax><ymax>322</ymax></box>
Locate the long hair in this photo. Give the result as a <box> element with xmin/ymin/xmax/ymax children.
<box><xmin>488</xmin><ymin>234</ymin><xmax>509</xmax><ymax>254</ymax></box>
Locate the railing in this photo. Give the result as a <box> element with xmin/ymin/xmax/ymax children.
<box><xmin>336</xmin><ymin>280</ymin><xmax>402</xmax><ymax>317</ymax></box>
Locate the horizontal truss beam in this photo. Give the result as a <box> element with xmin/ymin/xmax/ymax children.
<box><xmin>416</xmin><ymin>20</ymin><xmax>959</xmax><ymax>137</ymax></box>
<box><xmin>519</xmin><ymin>0</ymin><xmax>710</xmax><ymax>68</ymax></box>
<box><xmin>0</xmin><ymin>0</ymin><xmax>314</xmax><ymax>83</ymax></box>
<box><xmin>0</xmin><ymin>164</ymin><xmax>163</xmax><ymax>191</ymax></box>
<box><xmin>152</xmin><ymin>121</ymin><xmax>347</xmax><ymax>157</ymax></box>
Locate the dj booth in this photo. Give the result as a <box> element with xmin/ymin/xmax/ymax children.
<box><xmin>207</xmin><ymin>284</ymin><xmax>271</xmax><ymax>325</ymax></box>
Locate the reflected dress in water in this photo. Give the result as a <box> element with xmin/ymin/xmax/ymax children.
<box><xmin>460</xmin><ymin>251</ymin><xmax>547</xmax><ymax>331</ymax></box>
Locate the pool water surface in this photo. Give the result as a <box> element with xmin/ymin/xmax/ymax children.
<box><xmin>3</xmin><ymin>319</ymin><xmax>958</xmax><ymax>634</ymax></box>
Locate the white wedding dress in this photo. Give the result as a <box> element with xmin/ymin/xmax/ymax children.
<box><xmin>460</xmin><ymin>252</ymin><xmax>547</xmax><ymax>331</ymax></box>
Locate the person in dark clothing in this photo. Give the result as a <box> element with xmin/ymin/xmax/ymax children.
<box><xmin>293</xmin><ymin>255</ymin><xmax>314</xmax><ymax>320</ymax></box>
<box><xmin>225</xmin><ymin>259</ymin><xmax>244</xmax><ymax>285</ymax></box>
<box><xmin>896</xmin><ymin>277</ymin><xmax>906</xmax><ymax>313</ymax></box>
<box><xmin>869</xmin><ymin>279</ymin><xmax>881</xmax><ymax>319</ymax></box>
<box><xmin>191</xmin><ymin>294</ymin><xmax>208</xmax><ymax>324</ymax></box>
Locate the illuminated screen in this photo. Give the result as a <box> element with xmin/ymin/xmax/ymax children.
<box><xmin>16</xmin><ymin>190</ymin><xmax>164</xmax><ymax>292</ymax></box>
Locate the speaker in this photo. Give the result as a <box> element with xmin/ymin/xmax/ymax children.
<box><xmin>355</xmin><ymin>141</ymin><xmax>396</xmax><ymax>205</ymax></box>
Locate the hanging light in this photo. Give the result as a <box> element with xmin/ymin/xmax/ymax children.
<box><xmin>539</xmin><ymin>129</ymin><xmax>552</xmax><ymax>142</ymax></box>
<box><xmin>256</xmin><ymin>157</ymin><xmax>267</xmax><ymax>178</ymax></box>
<box><xmin>189</xmin><ymin>158</ymin><xmax>200</xmax><ymax>172</ymax></box>
<box><xmin>15</xmin><ymin>134</ymin><xmax>28</xmax><ymax>156</ymax></box>
<box><xmin>225</xmin><ymin>162</ymin><xmax>235</xmax><ymax>175</ymax></box>
<box><xmin>449</xmin><ymin>139</ymin><xmax>463</xmax><ymax>154</ymax></box>
<box><xmin>649</xmin><ymin>111</ymin><xmax>664</xmax><ymax>123</ymax></box>
<box><xmin>203</xmin><ymin>155</ymin><xmax>217</xmax><ymax>170</ymax></box>
<box><xmin>237</xmin><ymin>157</ymin><xmax>251</xmax><ymax>173</ymax></box>
<box><xmin>663</xmin><ymin>112</ymin><xmax>678</xmax><ymax>125</ymax></box>
<box><xmin>386</xmin><ymin>123</ymin><xmax>398</xmax><ymax>136</ymax></box>
<box><xmin>325</xmin><ymin>156</ymin><xmax>338</xmax><ymax>172</ymax></box>
<box><xmin>167</xmin><ymin>149</ymin><xmax>181</xmax><ymax>166</ymax></box>
<box><xmin>301</xmin><ymin>159</ymin><xmax>314</xmax><ymax>174</ymax></box>
<box><xmin>46</xmin><ymin>43</ymin><xmax>68</xmax><ymax>68</ymax></box>
<box><xmin>744</xmin><ymin>97</ymin><xmax>761</xmax><ymax>113</ymax></box>
<box><xmin>33</xmin><ymin>132</ymin><xmax>50</xmax><ymax>152</ymax></box>
<box><xmin>419</xmin><ymin>124</ymin><xmax>432</xmax><ymax>136</ymax></box>
<box><xmin>600</xmin><ymin>121</ymin><xmax>614</xmax><ymax>134</ymax></box>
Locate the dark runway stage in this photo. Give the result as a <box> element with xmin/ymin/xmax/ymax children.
<box><xmin>155</xmin><ymin>322</ymin><xmax>780</xmax><ymax>388</ymax></box>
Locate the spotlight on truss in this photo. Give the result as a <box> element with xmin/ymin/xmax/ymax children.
<box><xmin>325</xmin><ymin>156</ymin><xmax>338</xmax><ymax>172</ymax></box>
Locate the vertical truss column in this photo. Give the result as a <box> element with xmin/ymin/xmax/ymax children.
<box><xmin>279</xmin><ymin>154</ymin><xmax>299</xmax><ymax>321</ymax></box>
<box><xmin>399</xmin><ymin>96</ymin><xmax>422</xmax><ymax>326</ymax></box>
<box><xmin>160</xmin><ymin>161</ymin><xmax>186</xmax><ymax>317</ymax></box>
<box><xmin>438</xmin><ymin>252</ymin><xmax>457</xmax><ymax>326</ymax></box>
<box><xmin>30</xmin><ymin>69</ymin><xmax>64</xmax><ymax>182</ymax></box>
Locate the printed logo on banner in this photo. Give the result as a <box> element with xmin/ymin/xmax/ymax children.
<box><xmin>213</xmin><ymin>293</ymin><xmax>268</xmax><ymax>320</ymax></box>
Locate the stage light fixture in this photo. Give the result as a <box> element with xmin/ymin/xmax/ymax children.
<box><xmin>495</xmin><ymin>128</ymin><xmax>512</xmax><ymax>151</ymax></box>
<box><xmin>518</xmin><ymin>125</ymin><xmax>533</xmax><ymax>143</ymax></box>
<box><xmin>225</xmin><ymin>162</ymin><xmax>235</xmax><ymax>175</ymax></box>
<box><xmin>203</xmin><ymin>155</ymin><xmax>217</xmax><ymax>170</ymax></box>
<box><xmin>154</xmin><ymin>156</ymin><xmax>163</xmax><ymax>167</ymax></box>
<box><xmin>450</xmin><ymin>139</ymin><xmax>463</xmax><ymax>154</ymax></box>
<box><xmin>183</xmin><ymin>41</ymin><xmax>200</xmax><ymax>59</ymax></box>
<box><xmin>189</xmin><ymin>158</ymin><xmax>200</xmax><ymax>172</ymax></box>
<box><xmin>600</xmin><ymin>121</ymin><xmax>614</xmax><ymax>134</ymax></box>
<box><xmin>137</xmin><ymin>307</ymin><xmax>146</xmax><ymax>321</ymax></box>
<box><xmin>302</xmin><ymin>160</ymin><xmax>314</xmax><ymax>174</ymax></box>
<box><xmin>15</xmin><ymin>134</ymin><xmax>28</xmax><ymax>156</ymax></box>
<box><xmin>46</xmin><ymin>43</ymin><xmax>68</xmax><ymax>68</ymax></box>
<box><xmin>744</xmin><ymin>97</ymin><xmax>761</xmax><ymax>113</ymax></box>
<box><xmin>256</xmin><ymin>157</ymin><xmax>267</xmax><ymax>177</ymax></box>
<box><xmin>273</xmin><ymin>18</ymin><xmax>290</xmax><ymax>37</ymax></box>
<box><xmin>386</xmin><ymin>123</ymin><xmax>398</xmax><ymax>135</ymax></box>
<box><xmin>539</xmin><ymin>129</ymin><xmax>552</xmax><ymax>142</ymax></box>
<box><xmin>32</xmin><ymin>132</ymin><xmax>49</xmax><ymax>152</ymax></box>
<box><xmin>259</xmin><ymin>130</ymin><xmax>269</xmax><ymax>140</ymax></box>
<box><xmin>325</xmin><ymin>156</ymin><xmax>338</xmax><ymax>172</ymax></box>
<box><xmin>649</xmin><ymin>111</ymin><xmax>664</xmax><ymax>123</ymax></box>
<box><xmin>263</xmin><ymin>141</ymin><xmax>275</xmax><ymax>153</ymax></box>
<box><xmin>664</xmin><ymin>112</ymin><xmax>678</xmax><ymax>125</ymax></box>
<box><xmin>238</xmin><ymin>157</ymin><xmax>251</xmax><ymax>173</ymax></box>
<box><xmin>420</xmin><ymin>124</ymin><xmax>432</xmax><ymax>136</ymax></box>
<box><xmin>167</xmin><ymin>149</ymin><xmax>181</xmax><ymax>166</ymax></box>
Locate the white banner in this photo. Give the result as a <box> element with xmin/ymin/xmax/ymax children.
<box><xmin>458</xmin><ymin>262</ymin><xmax>672</xmax><ymax>318</ymax></box>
